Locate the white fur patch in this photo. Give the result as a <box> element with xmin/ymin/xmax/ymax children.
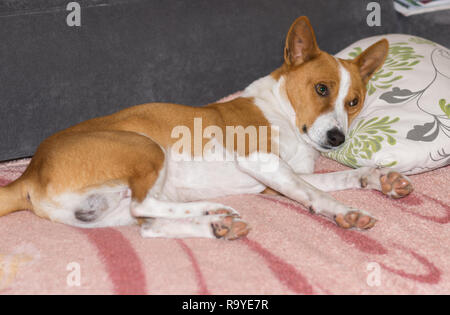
<box><xmin>156</xmin><ymin>145</ymin><xmax>266</xmax><ymax>202</ymax></box>
<box><xmin>307</xmin><ymin>111</ymin><xmax>339</xmax><ymax>150</ymax></box>
<box><xmin>243</xmin><ymin>75</ymin><xmax>318</xmax><ymax>173</ymax></box>
<box><xmin>335</xmin><ymin>60</ymin><xmax>351</xmax><ymax>134</ymax></box>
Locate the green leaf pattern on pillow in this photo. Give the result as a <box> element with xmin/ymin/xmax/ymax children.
<box><xmin>325</xmin><ymin>116</ymin><xmax>400</xmax><ymax>168</ymax></box>
<box><xmin>408</xmin><ymin>37</ymin><xmax>437</xmax><ymax>46</ymax></box>
<box><xmin>440</xmin><ymin>99</ymin><xmax>450</xmax><ymax>119</ymax></box>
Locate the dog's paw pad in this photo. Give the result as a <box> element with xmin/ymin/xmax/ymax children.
<box><xmin>335</xmin><ymin>211</ymin><xmax>377</xmax><ymax>230</ymax></box>
<box><xmin>211</xmin><ymin>216</ymin><xmax>250</xmax><ymax>240</ymax></box>
<box><xmin>380</xmin><ymin>172</ymin><xmax>413</xmax><ymax>199</ymax></box>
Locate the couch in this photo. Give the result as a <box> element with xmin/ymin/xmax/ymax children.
<box><xmin>0</xmin><ymin>0</ymin><xmax>449</xmax><ymax>161</ymax></box>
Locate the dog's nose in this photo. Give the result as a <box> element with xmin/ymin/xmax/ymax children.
<box><xmin>326</xmin><ymin>128</ymin><xmax>345</xmax><ymax>147</ymax></box>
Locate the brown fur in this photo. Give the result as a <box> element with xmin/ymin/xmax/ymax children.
<box><xmin>16</xmin><ymin>131</ymin><xmax>165</xmax><ymax>218</ymax></box>
<box><xmin>62</xmin><ymin>97</ymin><xmax>271</xmax><ymax>156</ymax></box>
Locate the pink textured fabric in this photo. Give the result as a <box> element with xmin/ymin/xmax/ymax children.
<box><xmin>0</xmin><ymin>92</ymin><xmax>448</xmax><ymax>294</ymax></box>
<box><xmin>0</xmin><ymin>156</ymin><xmax>448</xmax><ymax>294</ymax></box>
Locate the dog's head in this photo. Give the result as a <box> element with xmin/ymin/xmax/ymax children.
<box><xmin>278</xmin><ymin>16</ymin><xmax>388</xmax><ymax>152</ymax></box>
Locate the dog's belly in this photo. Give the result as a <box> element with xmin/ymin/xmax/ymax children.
<box><xmin>158</xmin><ymin>159</ymin><xmax>266</xmax><ymax>202</ymax></box>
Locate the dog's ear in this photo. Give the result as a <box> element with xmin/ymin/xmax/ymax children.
<box><xmin>284</xmin><ymin>16</ymin><xmax>320</xmax><ymax>67</ymax></box>
<box><xmin>353</xmin><ymin>39</ymin><xmax>389</xmax><ymax>84</ymax></box>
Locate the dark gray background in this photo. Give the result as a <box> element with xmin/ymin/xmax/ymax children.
<box><xmin>0</xmin><ymin>0</ymin><xmax>449</xmax><ymax>161</ymax></box>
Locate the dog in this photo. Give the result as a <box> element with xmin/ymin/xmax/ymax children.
<box><xmin>0</xmin><ymin>16</ymin><xmax>413</xmax><ymax>240</ymax></box>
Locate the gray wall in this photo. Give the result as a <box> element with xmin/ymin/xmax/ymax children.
<box><xmin>0</xmin><ymin>0</ymin><xmax>448</xmax><ymax>161</ymax></box>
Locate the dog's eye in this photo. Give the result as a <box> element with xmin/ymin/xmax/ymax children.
<box><xmin>315</xmin><ymin>84</ymin><xmax>329</xmax><ymax>97</ymax></box>
<box><xmin>348</xmin><ymin>98</ymin><xmax>359</xmax><ymax>107</ymax></box>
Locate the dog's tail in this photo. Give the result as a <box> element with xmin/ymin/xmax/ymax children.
<box><xmin>0</xmin><ymin>177</ymin><xmax>32</xmax><ymax>217</ymax></box>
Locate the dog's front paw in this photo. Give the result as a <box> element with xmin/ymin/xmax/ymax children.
<box><xmin>380</xmin><ymin>171</ymin><xmax>413</xmax><ymax>199</ymax></box>
<box><xmin>334</xmin><ymin>210</ymin><xmax>377</xmax><ymax>230</ymax></box>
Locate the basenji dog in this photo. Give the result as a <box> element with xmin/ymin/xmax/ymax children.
<box><xmin>0</xmin><ymin>16</ymin><xmax>413</xmax><ymax>240</ymax></box>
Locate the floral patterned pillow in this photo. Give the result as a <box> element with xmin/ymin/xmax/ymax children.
<box><xmin>325</xmin><ymin>34</ymin><xmax>450</xmax><ymax>175</ymax></box>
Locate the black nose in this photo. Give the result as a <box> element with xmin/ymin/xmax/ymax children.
<box><xmin>326</xmin><ymin>128</ymin><xmax>345</xmax><ymax>147</ymax></box>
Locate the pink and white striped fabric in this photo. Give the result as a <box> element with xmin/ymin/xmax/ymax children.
<box><xmin>0</xmin><ymin>156</ymin><xmax>448</xmax><ymax>295</ymax></box>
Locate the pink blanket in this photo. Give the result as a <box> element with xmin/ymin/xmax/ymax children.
<box><xmin>0</xmin><ymin>156</ymin><xmax>448</xmax><ymax>294</ymax></box>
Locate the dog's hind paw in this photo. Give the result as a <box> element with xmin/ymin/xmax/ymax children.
<box><xmin>334</xmin><ymin>211</ymin><xmax>377</xmax><ymax>230</ymax></box>
<box><xmin>380</xmin><ymin>171</ymin><xmax>413</xmax><ymax>199</ymax></box>
<box><xmin>211</xmin><ymin>216</ymin><xmax>250</xmax><ymax>240</ymax></box>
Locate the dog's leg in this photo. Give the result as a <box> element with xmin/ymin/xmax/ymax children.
<box><xmin>131</xmin><ymin>198</ymin><xmax>240</xmax><ymax>219</ymax></box>
<box><xmin>140</xmin><ymin>215</ymin><xmax>250</xmax><ymax>240</ymax></box>
<box><xmin>238</xmin><ymin>153</ymin><xmax>377</xmax><ymax>230</ymax></box>
<box><xmin>132</xmin><ymin>198</ymin><xmax>249</xmax><ymax>240</ymax></box>
<box><xmin>300</xmin><ymin>167</ymin><xmax>413</xmax><ymax>198</ymax></box>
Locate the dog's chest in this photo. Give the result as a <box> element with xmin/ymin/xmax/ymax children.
<box><xmin>281</xmin><ymin>138</ymin><xmax>319</xmax><ymax>174</ymax></box>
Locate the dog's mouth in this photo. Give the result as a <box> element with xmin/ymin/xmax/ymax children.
<box><xmin>319</xmin><ymin>144</ymin><xmax>333</xmax><ymax>151</ymax></box>
<box><xmin>301</xmin><ymin>133</ymin><xmax>343</xmax><ymax>153</ymax></box>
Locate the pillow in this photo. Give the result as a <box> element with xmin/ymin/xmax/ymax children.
<box><xmin>324</xmin><ymin>34</ymin><xmax>450</xmax><ymax>175</ymax></box>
